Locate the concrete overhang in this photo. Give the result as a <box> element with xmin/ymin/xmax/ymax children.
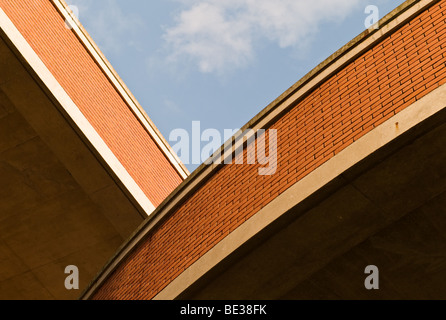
<box><xmin>0</xmin><ymin>9</ymin><xmax>152</xmax><ymax>299</ymax></box>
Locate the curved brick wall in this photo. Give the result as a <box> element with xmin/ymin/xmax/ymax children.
<box><xmin>90</xmin><ymin>0</ymin><xmax>446</xmax><ymax>299</ymax></box>
<box><xmin>0</xmin><ymin>0</ymin><xmax>184</xmax><ymax>207</ymax></box>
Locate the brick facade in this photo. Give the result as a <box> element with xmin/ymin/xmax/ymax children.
<box><xmin>89</xmin><ymin>0</ymin><xmax>446</xmax><ymax>299</ymax></box>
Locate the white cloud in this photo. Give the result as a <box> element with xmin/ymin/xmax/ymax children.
<box><xmin>164</xmin><ymin>2</ymin><xmax>253</xmax><ymax>73</ymax></box>
<box><xmin>164</xmin><ymin>0</ymin><xmax>363</xmax><ymax>74</ymax></box>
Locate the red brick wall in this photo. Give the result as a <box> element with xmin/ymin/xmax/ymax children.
<box><xmin>0</xmin><ymin>0</ymin><xmax>183</xmax><ymax>207</ymax></box>
<box><xmin>89</xmin><ymin>1</ymin><xmax>446</xmax><ymax>299</ymax></box>
<box><xmin>90</xmin><ymin>0</ymin><xmax>446</xmax><ymax>300</ymax></box>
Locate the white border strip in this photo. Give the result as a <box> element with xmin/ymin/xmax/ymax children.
<box><xmin>154</xmin><ymin>80</ymin><xmax>446</xmax><ymax>300</ymax></box>
<box><xmin>0</xmin><ymin>8</ymin><xmax>156</xmax><ymax>215</ymax></box>
<box><xmin>53</xmin><ymin>0</ymin><xmax>189</xmax><ymax>179</ymax></box>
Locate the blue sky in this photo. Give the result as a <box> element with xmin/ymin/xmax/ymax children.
<box><xmin>66</xmin><ymin>0</ymin><xmax>403</xmax><ymax>172</ymax></box>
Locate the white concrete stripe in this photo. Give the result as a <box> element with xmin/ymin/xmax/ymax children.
<box><xmin>0</xmin><ymin>8</ymin><xmax>156</xmax><ymax>215</ymax></box>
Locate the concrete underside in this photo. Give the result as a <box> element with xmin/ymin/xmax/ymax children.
<box><xmin>178</xmin><ymin>108</ymin><xmax>446</xmax><ymax>300</ymax></box>
<box><xmin>0</xmin><ymin>33</ymin><xmax>145</xmax><ymax>299</ymax></box>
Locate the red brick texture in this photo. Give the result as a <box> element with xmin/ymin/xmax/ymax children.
<box><xmin>88</xmin><ymin>1</ymin><xmax>446</xmax><ymax>299</ymax></box>
<box><xmin>84</xmin><ymin>1</ymin><xmax>446</xmax><ymax>300</ymax></box>
<box><xmin>0</xmin><ymin>0</ymin><xmax>183</xmax><ymax>207</ymax></box>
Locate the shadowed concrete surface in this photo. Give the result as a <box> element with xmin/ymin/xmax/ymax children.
<box><xmin>0</xmin><ymin>33</ymin><xmax>145</xmax><ymax>299</ymax></box>
<box><xmin>178</xmin><ymin>109</ymin><xmax>446</xmax><ymax>300</ymax></box>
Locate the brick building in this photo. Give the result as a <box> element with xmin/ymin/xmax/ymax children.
<box><xmin>1</xmin><ymin>0</ymin><xmax>446</xmax><ymax>299</ymax></box>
